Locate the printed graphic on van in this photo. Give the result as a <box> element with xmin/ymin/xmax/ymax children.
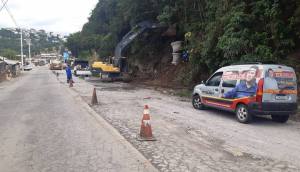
<box><xmin>222</xmin><ymin>65</ymin><xmax>262</xmax><ymax>99</ymax></box>
<box><xmin>263</xmin><ymin>68</ymin><xmax>297</xmax><ymax>95</ymax></box>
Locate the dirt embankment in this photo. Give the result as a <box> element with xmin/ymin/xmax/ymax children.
<box><xmin>128</xmin><ymin>42</ymin><xmax>194</xmax><ymax>95</ymax></box>
<box><xmin>132</xmin><ymin>63</ymin><xmax>189</xmax><ymax>88</ymax></box>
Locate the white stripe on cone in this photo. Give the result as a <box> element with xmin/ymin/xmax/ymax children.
<box><xmin>144</xmin><ymin>109</ymin><xmax>150</xmax><ymax>115</ymax></box>
<box><xmin>143</xmin><ymin>120</ymin><xmax>151</xmax><ymax>126</ymax></box>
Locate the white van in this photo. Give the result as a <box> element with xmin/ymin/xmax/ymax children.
<box><xmin>192</xmin><ymin>63</ymin><xmax>298</xmax><ymax>123</ymax></box>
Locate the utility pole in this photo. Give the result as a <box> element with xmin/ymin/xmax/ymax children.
<box><xmin>0</xmin><ymin>0</ymin><xmax>24</xmax><ymax>69</ymax></box>
<box><xmin>26</xmin><ymin>38</ymin><xmax>31</xmax><ymax>64</ymax></box>
<box><xmin>20</xmin><ymin>29</ymin><xmax>24</xmax><ymax>68</ymax></box>
<box><xmin>29</xmin><ymin>39</ymin><xmax>31</xmax><ymax>63</ymax></box>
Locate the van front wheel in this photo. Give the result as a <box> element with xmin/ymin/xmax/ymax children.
<box><xmin>236</xmin><ymin>104</ymin><xmax>252</xmax><ymax>123</ymax></box>
<box><xmin>192</xmin><ymin>95</ymin><xmax>205</xmax><ymax>110</ymax></box>
<box><xmin>271</xmin><ymin>115</ymin><xmax>289</xmax><ymax>123</ymax></box>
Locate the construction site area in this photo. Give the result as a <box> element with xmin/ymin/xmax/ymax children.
<box><xmin>52</xmin><ymin>68</ymin><xmax>300</xmax><ymax>172</ymax></box>
<box><xmin>1</xmin><ymin>1</ymin><xmax>300</xmax><ymax>171</ymax></box>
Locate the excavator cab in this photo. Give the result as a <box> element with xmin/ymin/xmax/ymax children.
<box><xmin>112</xmin><ymin>57</ymin><xmax>128</xmax><ymax>73</ymax></box>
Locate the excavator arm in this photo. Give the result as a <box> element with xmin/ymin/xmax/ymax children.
<box><xmin>114</xmin><ymin>21</ymin><xmax>165</xmax><ymax>72</ymax></box>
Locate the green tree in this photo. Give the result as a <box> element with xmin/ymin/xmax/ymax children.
<box><xmin>0</xmin><ymin>48</ymin><xmax>18</xmax><ymax>60</ymax></box>
<box><xmin>65</xmin><ymin>0</ymin><xmax>300</xmax><ymax>83</ymax></box>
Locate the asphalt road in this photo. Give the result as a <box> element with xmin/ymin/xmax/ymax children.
<box><xmin>0</xmin><ymin>67</ymin><xmax>157</xmax><ymax>172</ymax></box>
<box><xmin>60</xmin><ymin>73</ymin><xmax>300</xmax><ymax>172</ymax></box>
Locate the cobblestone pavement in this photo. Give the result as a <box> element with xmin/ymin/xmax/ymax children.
<box><xmin>57</xmin><ymin>72</ymin><xmax>300</xmax><ymax>172</ymax></box>
<box><xmin>0</xmin><ymin>67</ymin><xmax>158</xmax><ymax>172</ymax></box>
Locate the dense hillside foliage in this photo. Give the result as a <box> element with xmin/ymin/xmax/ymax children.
<box><xmin>66</xmin><ymin>0</ymin><xmax>300</xmax><ymax>83</ymax></box>
<box><xmin>0</xmin><ymin>28</ymin><xmax>63</xmax><ymax>60</ymax></box>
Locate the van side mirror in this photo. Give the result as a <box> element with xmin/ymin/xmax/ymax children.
<box><xmin>201</xmin><ymin>80</ymin><xmax>205</xmax><ymax>85</ymax></box>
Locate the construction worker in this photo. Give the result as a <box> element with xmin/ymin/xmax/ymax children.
<box><xmin>65</xmin><ymin>64</ymin><xmax>72</xmax><ymax>83</ymax></box>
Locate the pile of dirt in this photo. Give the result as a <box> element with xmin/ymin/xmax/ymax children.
<box><xmin>129</xmin><ymin>43</ymin><xmax>192</xmax><ymax>89</ymax></box>
<box><xmin>136</xmin><ymin>63</ymin><xmax>189</xmax><ymax>89</ymax></box>
<box><xmin>127</xmin><ymin>40</ymin><xmax>207</xmax><ymax>90</ymax></box>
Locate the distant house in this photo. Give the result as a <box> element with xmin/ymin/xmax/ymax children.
<box><xmin>0</xmin><ymin>59</ymin><xmax>6</xmax><ymax>81</ymax></box>
<box><xmin>4</xmin><ymin>59</ymin><xmax>21</xmax><ymax>77</ymax></box>
<box><xmin>0</xmin><ymin>56</ymin><xmax>21</xmax><ymax>81</ymax></box>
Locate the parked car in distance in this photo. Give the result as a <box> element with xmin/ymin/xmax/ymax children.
<box><xmin>192</xmin><ymin>63</ymin><xmax>298</xmax><ymax>123</ymax></box>
<box><xmin>23</xmin><ymin>63</ymin><xmax>33</xmax><ymax>71</ymax></box>
<box><xmin>72</xmin><ymin>59</ymin><xmax>91</xmax><ymax>77</ymax></box>
<box><xmin>49</xmin><ymin>59</ymin><xmax>63</xmax><ymax>70</ymax></box>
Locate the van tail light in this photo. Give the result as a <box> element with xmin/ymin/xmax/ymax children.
<box><xmin>256</xmin><ymin>78</ymin><xmax>264</xmax><ymax>103</ymax></box>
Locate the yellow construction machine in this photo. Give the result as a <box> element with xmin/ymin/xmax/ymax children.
<box><xmin>91</xmin><ymin>21</ymin><xmax>165</xmax><ymax>80</ymax></box>
<box><xmin>91</xmin><ymin>61</ymin><xmax>120</xmax><ymax>78</ymax></box>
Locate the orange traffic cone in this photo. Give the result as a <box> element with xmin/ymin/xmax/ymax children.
<box><xmin>91</xmin><ymin>88</ymin><xmax>98</xmax><ymax>105</ymax></box>
<box><xmin>137</xmin><ymin>105</ymin><xmax>156</xmax><ymax>141</ymax></box>
<box><xmin>69</xmin><ymin>79</ymin><xmax>74</xmax><ymax>87</ymax></box>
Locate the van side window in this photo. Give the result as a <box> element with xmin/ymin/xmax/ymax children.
<box><xmin>206</xmin><ymin>72</ymin><xmax>223</xmax><ymax>86</ymax></box>
<box><xmin>222</xmin><ymin>80</ymin><xmax>237</xmax><ymax>88</ymax></box>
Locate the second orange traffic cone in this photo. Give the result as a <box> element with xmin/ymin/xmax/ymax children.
<box><xmin>91</xmin><ymin>88</ymin><xmax>98</xmax><ymax>105</ymax></box>
<box><xmin>137</xmin><ymin>105</ymin><xmax>156</xmax><ymax>141</ymax></box>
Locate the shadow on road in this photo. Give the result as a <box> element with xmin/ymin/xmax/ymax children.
<box><xmin>201</xmin><ymin>108</ymin><xmax>295</xmax><ymax>127</ymax></box>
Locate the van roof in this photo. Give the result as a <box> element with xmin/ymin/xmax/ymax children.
<box><xmin>216</xmin><ymin>64</ymin><xmax>294</xmax><ymax>73</ymax></box>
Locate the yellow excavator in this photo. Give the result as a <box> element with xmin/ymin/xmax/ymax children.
<box><xmin>91</xmin><ymin>61</ymin><xmax>120</xmax><ymax>78</ymax></box>
<box><xmin>91</xmin><ymin>21</ymin><xmax>165</xmax><ymax>80</ymax></box>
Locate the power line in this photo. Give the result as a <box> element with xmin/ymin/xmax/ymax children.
<box><xmin>1</xmin><ymin>0</ymin><xmax>18</xmax><ymax>27</ymax></box>
<box><xmin>0</xmin><ymin>0</ymin><xmax>24</xmax><ymax>68</ymax></box>
<box><xmin>0</xmin><ymin>0</ymin><xmax>8</xmax><ymax>13</ymax></box>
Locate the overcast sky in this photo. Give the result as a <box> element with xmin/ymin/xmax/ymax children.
<box><xmin>0</xmin><ymin>0</ymin><xmax>98</xmax><ymax>35</ymax></box>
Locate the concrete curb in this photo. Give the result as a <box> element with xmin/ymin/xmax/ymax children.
<box><xmin>57</xmin><ymin>74</ymin><xmax>158</xmax><ymax>172</ymax></box>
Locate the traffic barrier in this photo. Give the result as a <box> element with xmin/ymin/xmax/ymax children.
<box><xmin>137</xmin><ymin>105</ymin><xmax>156</xmax><ymax>141</ymax></box>
<box><xmin>91</xmin><ymin>88</ymin><xmax>98</xmax><ymax>105</ymax></box>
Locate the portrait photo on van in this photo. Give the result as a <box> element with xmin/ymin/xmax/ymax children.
<box><xmin>222</xmin><ymin>65</ymin><xmax>262</xmax><ymax>99</ymax></box>
<box><xmin>264</xmin><ymin>68</ymin><xmax>278</xmax><ymax>90</ymax></box>
<box><xmin>264</xmin><ymin>69</ymin><xmax>297</xmax><ymax>94</ymax></box>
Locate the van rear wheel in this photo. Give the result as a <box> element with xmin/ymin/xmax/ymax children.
<box><xmin>236</xmin><ymin>104</ymin><xmax>252</xmax><ymax>123</ymax></box>
<box><xmin>271</xmin><ymin>115</ymin><xmax>289</xmax><ymax>123</ymax></box>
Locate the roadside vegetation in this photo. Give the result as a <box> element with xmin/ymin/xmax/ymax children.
<box><xmin>0</xmin><ymin>28</ymin><xmax>64</xmax><ymax>60</ymax></box>
<box><xmin>65</xmin><ymin>0</ymin><xmax>300</xmax><ymax>86</ymax></box>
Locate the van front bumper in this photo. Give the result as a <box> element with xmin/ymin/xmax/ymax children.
<box><xmin>248</xmin><ymin>102</ymin><xmax>298</xmax><ymax>116</ymax></box>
